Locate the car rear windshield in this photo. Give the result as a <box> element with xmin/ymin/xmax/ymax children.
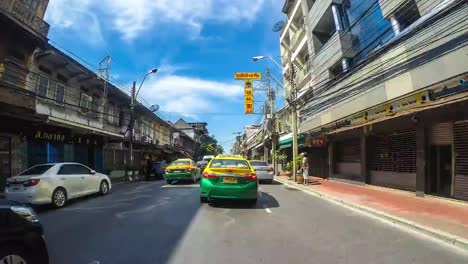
<box><xmin>249</xmin><ymin>161</ymin><xmax>268</xmax><ymax>167</ymax></box>
<box><xmin>170</xmin><ymin>160</ymin><xmax>190</xmax><ymax>166</ymax></box>
<box><xmin>209</xmin><ymin>159</ymin><xmax>250</xmax><ymax>169</ymax></box>
<box><xmin>19</xmin><ymin>165</ymin><xmax>54</xmax><ymax>176</ymax></box>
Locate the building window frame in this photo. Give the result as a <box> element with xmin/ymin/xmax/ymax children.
<box><xmin>79</xmin><ymin>93</ymin><xmax>92</xmax><ymax>113</ymax></box>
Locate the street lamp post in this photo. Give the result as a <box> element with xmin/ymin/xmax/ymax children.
<box><xmin>127</xmin><ymin>68</ymin><xmax>158</xmax><ymax>180</ymax></box>
<box><xmin>253</xmin><ymin>55</ymin><xmax>297</xmax><ymax>180</ymax></box>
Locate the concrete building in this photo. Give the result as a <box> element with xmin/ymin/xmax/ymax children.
<box><xmin>279</xmin><ymin>0</ymin><xmax>468</xmax><ymax>201</ymax></box>
<box><xmin>0</xmin><ymin>0</ymin><xmax>189</xmax><ymax>187</ymax></box>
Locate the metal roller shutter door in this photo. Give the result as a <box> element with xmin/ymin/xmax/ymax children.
<box><xmin>368</xmin><ymin>129</ymin><xmax>417</xmax><ymax>191</ymax></box>
<box><xmin>429</xmin><ymin>122</ymin><xmax>453</xmax><ymax>145</ymax></box>
<box><xmin>334</xmin><ymin>139</ymin><xmax>362</xmax><ymax>181</ymax></box>
<box><xmin>454</xmin><ymin>121</ymin><xmax>468</xmax><ymax>201</ymax></box>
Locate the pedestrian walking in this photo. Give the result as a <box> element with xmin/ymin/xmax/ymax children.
<box><xmin>301</xmin><ymin>153</ymin><xmax>309</xmax><ymax>185</ymax></box>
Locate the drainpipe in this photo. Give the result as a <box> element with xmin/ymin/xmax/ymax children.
<box><xmin>390</xmin><ymin>16</ymin><xmax>401</xmax><ymax>35</ymax></box>
<box><xmin>342</xmin><ymin>58</ymin><xmax>350</xmax><ymax>73</ymax></box>
<box><xmin>331</xmin><ymin>4</ymin><xmax>343</xmax><ymax>32</ymax></box>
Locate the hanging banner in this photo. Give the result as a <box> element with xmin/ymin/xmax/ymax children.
<box><xmin>244</xmin><ymin>87</ymin><xmax>254</xmax><ymax>114</ymax></box>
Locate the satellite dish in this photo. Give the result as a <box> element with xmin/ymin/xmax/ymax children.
<box><xmin>272</xmin><ymin>21</ymin><xmax>285</xmax><ymax>32</ymax></box>
<box><xmin>150</xmin><ymin>104</ymin><xmax>160</xmax><ymax>112</ymax></box>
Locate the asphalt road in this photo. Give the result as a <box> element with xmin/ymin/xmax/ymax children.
<box><xmin>37</xmin><ymin>180</ymin><xmax>468</xmax><ymax>264</ymax></box>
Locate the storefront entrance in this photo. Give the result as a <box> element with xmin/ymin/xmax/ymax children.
<box><xmin>428</xmin><ymin>145</ymin><xmax>453</xmax><ymax>197</ymax></box>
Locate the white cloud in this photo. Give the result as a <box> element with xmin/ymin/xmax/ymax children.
<box><xmin>45</xmin><ymin>0</ymin><xmax>266</xmax><ymax>41</ymax></box>
<box><xmin>138</xmin><ymin>73</ymin><xmax>243</xmax><ymax>118</ymax></box>
<box><xmin>45</xmin><ymin>0</ymin><xmax>104</xmax><ymax>46</ymax></box>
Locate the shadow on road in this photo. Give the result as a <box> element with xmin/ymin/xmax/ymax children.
<box><xmin>208</xmin><ymin>191</ymin><xmax>280</xmax><ymax>209</ymax></box>
<box><xmin>37</xmin><ymin>181</ymin><xmax>202</xmax><ymax>264</ymax></box>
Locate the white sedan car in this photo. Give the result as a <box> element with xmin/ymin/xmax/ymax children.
<box><xmin>5</xmin><ymin>163</ymin><xmax>111</xmax><ymax>207</ymax></box>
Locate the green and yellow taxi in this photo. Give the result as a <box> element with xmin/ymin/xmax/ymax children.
<box><xmin>164</xmin><ymin>159</ymin><xmax>200</xmax><ymax>184</ymax></box>
<box><xmin>200</xmin><ymin>155</ymin><xmax>258</xmax><ymax>204</ymax></box>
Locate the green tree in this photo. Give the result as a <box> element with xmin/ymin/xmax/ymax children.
<box><xmin>198</xmin><ymin>135</ymin><xmax>219</xmax><ymax>158</ymax></box>
<box><xmin>216</xmin><ymin>145</ymin><xmax>224</xmax><ymax>155</ymax></box>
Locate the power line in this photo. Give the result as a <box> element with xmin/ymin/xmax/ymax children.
<box><xmin>287</xmin><ymin>0</ymin><xmax>459</xmax><ymax>101</ymax></box>
<box><xmin>300</xmin><ymin>11</ymin><xmax>467</xmax><ymax>118</ymax></box>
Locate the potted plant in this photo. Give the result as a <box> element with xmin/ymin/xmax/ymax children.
<box><xmin>283</xmin><ymin>162</ymin><xmax>292</xmax><ymax>177</ymax></box>
<box><xmin>293</xmin><ymin>153</ymin><xmax>304</xmax><ymax>183</ymax></box>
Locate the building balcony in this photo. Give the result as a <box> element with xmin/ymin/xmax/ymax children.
<box><xmin>290</xmin><ymin>26</ymin><xmax>306</xmax><ymax>52</ymax></box>
<box><xmin>0</xmin><ymin>0</ymin><xmax>50</xmax><ymax>38</ymax></box>
<box><xmin>308</xmin><ymin>0</ymin><xmax>343</xmax><ymax>34</ymax></box>
<box><xmin>311</xmin><ymin>31</ymin><xmax>357</xmax><ymax>84</ymax></box>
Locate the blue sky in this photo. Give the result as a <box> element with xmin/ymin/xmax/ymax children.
<box><xmin>45</xmin><ymin>0</ymin><xmax>286</xmax><ymax>151</ymax></box>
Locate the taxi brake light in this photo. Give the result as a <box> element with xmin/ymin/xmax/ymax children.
<box><xmin>202</xmin><ymin>173</ymin><xmax>219</xmax><ymax>179</ymax></box>
<box><xmin>244</xmin><ymin>174</ymin><xmax>257</xmax><ymax>181</ymax></box>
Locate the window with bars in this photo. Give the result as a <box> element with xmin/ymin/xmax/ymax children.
<box><xmin>37</xmin><ymin>75</ymin><xmax>49</xmax><ymax>98</ymax></box>
<box><xmin>107</xmin><ymin>103</ymin><xmax>119</xmax><ymax>124</ymax></box>
<box><xmin>55</xmin><ymin>84</ymin><xmax>65</xmax><ymax>104</ymax></box>
<box><xmin>79</xmin><ymin>93</ymin><xmax>92</xmax><ymax>113</ymax></box>
<box><xmin>368</xmin><ymin>129</ymin><xmax>416</xmax><ymax>173</ymax></box>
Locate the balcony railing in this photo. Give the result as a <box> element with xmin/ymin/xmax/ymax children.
<box><xmin>290</xmin><ymin>26</ymin><xmax>305</xmax><ymax>51</ymax></box>
<box><xmin>0</xmin><ymin>0</ymin><xmax>50</xmax><ymax>37</ymax></box>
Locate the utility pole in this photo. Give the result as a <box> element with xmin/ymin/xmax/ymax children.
<box><xmin>126</xmin><ymin>68</ymin><xmax>157</xmax><ymax>181</ymax></box>
<box><xmin>266</xmin><ymin>68</ymin><xmax>277</xmax><ymax>174</ymax></box>
<box><xmin>290</xmin><ymin>65</ymin><xmax>298</xmax><ymax>182</ymax></box>
<box><xmin>128</xmin><ymin>81</ymin><xmax>136</xmax><ymax>181</ymax></box>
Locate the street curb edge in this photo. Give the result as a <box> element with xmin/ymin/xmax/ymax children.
<box><xmin>274</xmin><ymin>177</ymin><xmax>468</xmax><ymax>253</ymax></box>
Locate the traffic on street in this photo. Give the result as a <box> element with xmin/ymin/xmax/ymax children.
<box><xmin>2</xmin><ymin>0</ymin><xmax>468</xmax><ymax>263</ymax></box>
<box><xmin>32</xmin><ymin>179</ymin><xmax>467</xmax><ymax>264</ymax></box>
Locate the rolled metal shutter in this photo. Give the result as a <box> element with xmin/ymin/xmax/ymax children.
<box><xmin>368</xmin><ymin>129</ymin><xmax>417</xmax><ymax>191</ymax></box>
<box><xmin>335</xmin><ymin>139</ymin><xmax>361</xmax><ymax>181</ymax></box>
<box><xmin>429</xmin><ymin>122</ymin><xmax>453</xmax><ymax>145</ymax></box>
<box><xmin>454</xmin><ymin>121</ymin><xmax>468</xmax><ymax>201</ymax></box>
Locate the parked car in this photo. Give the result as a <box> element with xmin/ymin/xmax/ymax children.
<box><xmin>249</xmin><ymin>160</ymin><xmax>274</xmax><ymax>184</ymax></box>
<box><xmin>164</xmin><ymin>159</ymin><xmax>200</xmax><ymax>184</ymax></box>
<box><xmin>0</xmin><ymin>199</ymin><xmax>49</xmax><ymax>264</ymax></box>
<box><xmin>146</xmin><ymin>161</ymin><xmax>167</xmax><ymax>180</ymax></box>
<box><xmin>5</xmin><ymin>163</ymin><xmax>112</xmax><ymax>208</ymax></box>
<box><xmin>200</xmin><ymin>155</ymin><xmax>258</xmax><ymax>205</ymax></box>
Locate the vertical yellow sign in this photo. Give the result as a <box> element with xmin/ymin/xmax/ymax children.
<box><xmin>244</xmin><ymin>80</ymin><xmax>254</xmax><ymax>114</ymax></box>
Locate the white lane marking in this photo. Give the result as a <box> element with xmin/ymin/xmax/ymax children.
<box><xmin>264</xmin><ymin>207</ymin><xmax>272</xmax><ymax>214</ymax></box>
<box><xmin>162</xmin><ymin>184</ymin><xmax>199</xmax><ymax>188</ymax></box>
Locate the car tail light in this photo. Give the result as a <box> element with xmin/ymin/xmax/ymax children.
<box><xmin>23</xmin><ymin>179</ymin><xmax>40</xmax><ymax>187</ymax></box>
<box><xmin>244</xmin><ymin>174</ymin><xmax>257</xmax><ymax>181</ymax></box>
<box><xmin>202</xmin><ymin>173</ymin><xmax>219</xmax><ymax>179</ymax></box>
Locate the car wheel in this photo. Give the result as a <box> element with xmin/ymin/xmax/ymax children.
<box><xmin>0</xmin><ymin>245</ymin><xmax>32</xmax><ymax>264</ymax></box>
<box><xmin>52</xmin><ymin>188</ymin><xmax>67</xmax><ymax>208</ymax></box>
<box><xmin>200</xmin><ymin>197</ymin><xmax>208</xmax><ymax>203</ymax></box>
<box><xmin>166</xmin><ymin>179</ymin><xmax>172</xmax><ymax>184</ymax></box>
<box><xmin>99</xmin><ymin>181</ymin><xmax>109</xmax><ymax>195</ymax></box>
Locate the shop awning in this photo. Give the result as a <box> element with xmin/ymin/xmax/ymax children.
<box><xmin>279</xmin><ymin>134</ymin><xmax>305</xmax><ymax>149</ymax></box>
<box><xmin>279</xmin><ymin>143</ymin><xmax>292</xmax><ymax>149</ymax></box>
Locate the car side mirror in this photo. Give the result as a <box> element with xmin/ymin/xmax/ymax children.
<box><xmin>90</xmin><ymin>170</ymin><xmax>96</xmax><ymax>175</ymax></box>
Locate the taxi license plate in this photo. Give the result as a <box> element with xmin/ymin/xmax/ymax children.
<box><xmin>223</xmin><ymin>177</ymin><xmax>237</xmax><ymax>183</ymax></box>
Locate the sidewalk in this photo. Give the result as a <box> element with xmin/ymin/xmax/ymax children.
<box><xmin>276</xmin><ymin>175</ymin><xmax>468</xmax><ymax>250</ymax></box>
